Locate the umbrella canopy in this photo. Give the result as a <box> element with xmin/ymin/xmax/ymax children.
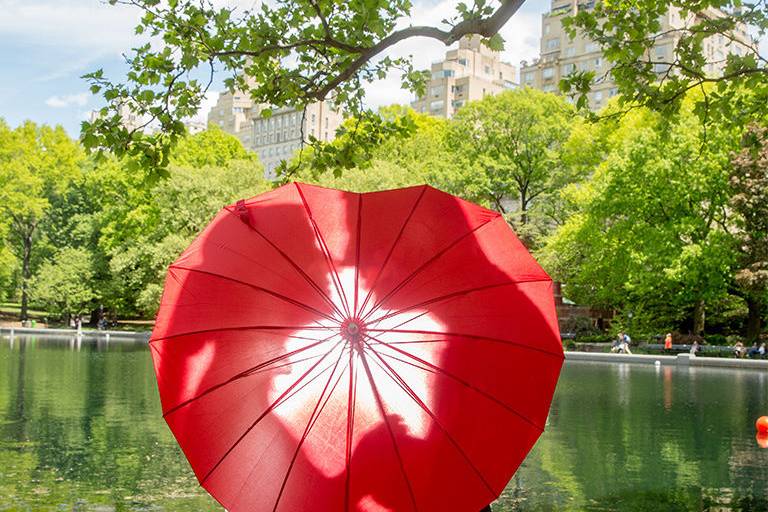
<box><xmin>150</xmin><ymin>183</ymin><xmax>564</xmax><ymax>512</ymax></box>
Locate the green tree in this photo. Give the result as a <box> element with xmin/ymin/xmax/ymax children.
<box><xmin>82</xmin><ymin>0</ymin><xmax>526</xmax><ymax>172</ymax></box>
<box><xmin>447</xmin><ymin>88</ymin><xmax>579</xmax><ymax>246</ymax></box>
<box><xmin>90</xmin><ymin>128</ymin><xmax>269</xmax><ymax>316</ymax></box>
<box><xmin>171</xmin><ymin>124</ymin><xmax>252</xmax><ymax>168</ymax></box>
<box><xmin>295</xmin><ymin>106</ymin><xmax>457</xmax><ymax>190</ymax></box>
<box><xmin>730</xmin><ymin>123</ymin><xmax>768</xmax><ymax>341</ymax></box>
<box><xmin>540</xmin><ymin>98</ymin><xmax>738</xmax><ymax>334</ymax></box>
<box><xmin>29</xmin><ymin>247</ymin><xmax>98</xmax><ymax>320</ymax></box>
<box><xmin>0</xmin><ymin>121</ymin><xmax>83</xmax><ymax>320</ymax></box>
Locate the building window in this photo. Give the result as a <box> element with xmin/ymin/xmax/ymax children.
<box><xmin>499</xmin><ymin>71</ymin><xmax>503</xmax><ymax>79</ymax></box>
<box><xmin>594</xmin><ymin>57</ymin><xmax>602</xmax><ymax>68</ymax></box>
<box><xmin>609</xmin><ymin>87</ymin><xmax>619</xmax><ymax>97</ymax></box>
<box><xmin>543</xmin><ymin>84</ymin><xmax>556</xmax><ymax>92</ymax></box>
<box><xmin>451</xmin><ymin>84</ymin><xmax>464</xmax><ymax>94</ymax></box>
<box><xmin>431</xmin><ymin>69</ymin><xmax>455</xmax><ymax>79</ymax></box>
<box><xmin>546</xmin><ymin>38</ymin><xmax>560</xmax><ymax>51</ymax></box>
<box><xmin>565</xmin><ymin>46</ymin><xmax>576</xmax><ymax>57</ymax></box>
<box><xmin>430</xmin><ymin>100</ymin><xmax>445</xmax><ymax>111</ymax></box>
<box><xmin>544</xmin><ymin>24</ymin><xmax>550</xmax><ymax>35</ymax></box>
<box><xmin>542</xmin><ymin>67</ymin><xmax>555</xmax><ymax>79</ymax></box>
<box><xmin>431</xmin><ymin>86</ymin><xmax>444</xmax><ymax>97</ymax></box>
<box><xmin>585</xmin><ymin>42</ymin><xmax>600</xmax><ymax>53</ymax></box>
<box><xmin>524</xmin><ymin>71</ymin><xmax>535</xmax><ymax>83</ymax></box>
<box><xmin>458</xmin><ymin>58</ymin><xmax>468</xmax><ymax>66</ymax></box>
<box><xmin>562</xmin><ymin>63</ymin><xmax>576</xmax><ymax>74</ymax></box>
<box><xmin>452</xmin><ymin>100</ymin><xmax>464</xmax><ymax>108</ymax></box>
<box><xmin>594</xmin><ymin>90</ymin><xmax>603</xmax><ymax>102</ymax></box>
<box><xmin>484</xmin><ymin>65</ymin><xmax>491</xmax><ymax>75</ymax></box>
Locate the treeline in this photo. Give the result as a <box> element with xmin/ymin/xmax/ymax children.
<box><xmin>0</xmin><ymin>123</ymin><xmax>270</xmax><ymax>322</ymax></box>
<box><xmin>2</xmin><ymin>87</ymin><xmax>767</xmax><ymax>340</ymax></box>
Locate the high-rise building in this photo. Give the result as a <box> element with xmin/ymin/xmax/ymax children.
<box><xmin>520</xmin><ymin>0</ymin><xmax>752</xmax><ymax>110</ymax></box>
<box><xmin>250</xmin><ymin>102</ymin><xmax>342</xmax><ymax>177</ymax></box>
<box><xmin>208</xmin><ymin>90</ymin><xmax>343</xmax><ymax>178</ymax></box>
<box><xmin>411</xmin><ymin>35</ymin><xmax>518</xmax><ymax>118</ymax></box>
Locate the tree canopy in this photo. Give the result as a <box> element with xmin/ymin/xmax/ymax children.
<box><xmin>561</xmin><ymin>0</ymin><xmax>768</xmax><ymax>126</ymax></box>
<box><xmin>539</xmin><ymin>96</ymin><xmax>740</xmax><ymax>334</ymax></box>
<box><xmin>82</xmin><ymin>0</ymin><xmax>524</xmax><ymax>171</ymax></box>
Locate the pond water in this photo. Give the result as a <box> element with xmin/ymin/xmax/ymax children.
<box><xmin>1</xmin><ymin>335</ymin><xmax>766</xmax><ymax>511</ymax></box>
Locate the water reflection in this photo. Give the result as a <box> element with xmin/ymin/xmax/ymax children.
<box><xmin>1</xmin><ymin>338</ymin><xmax>766</xmax><ymax>511</ymax></box>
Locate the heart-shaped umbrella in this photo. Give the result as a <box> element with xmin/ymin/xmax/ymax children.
<box><xmin>150</xmin><ymin>183</ymin><xmax>563</xmax><ymax>512</ymax></box>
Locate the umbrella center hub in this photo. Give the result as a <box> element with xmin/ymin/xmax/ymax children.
<box><xmin>341</xmin><ymin>319</ymin><xmax>365</xmax><ymax>344</ymax></box>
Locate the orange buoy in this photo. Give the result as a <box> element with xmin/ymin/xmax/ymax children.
<box><xmin>757</xmin><ymin>416</ymin><xmax>768</xmax><ymax>434</ymax></box>
<box><xmin>758</xmin><ymin>432</ymin><xmax>768</xmax><ymax>449</ymax></box>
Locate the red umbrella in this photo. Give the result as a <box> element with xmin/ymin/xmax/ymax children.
<box><xmin>150</xmin><ymin>183</ymin><xmax>563</xmax><ymax>512</ymax></box>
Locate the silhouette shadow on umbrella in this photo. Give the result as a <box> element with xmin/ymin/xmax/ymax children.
<box><xmin>149</xmin><ymin>183</ymin><xmax>564</xmax><ymax>512</ymax></box>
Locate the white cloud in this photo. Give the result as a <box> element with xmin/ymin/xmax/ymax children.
<box><xmin>45</xmin><ymin>93</ymin><xmax>89</xmax><ymax>108</ymax></box>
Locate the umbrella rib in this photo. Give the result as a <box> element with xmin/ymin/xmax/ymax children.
<box><xmin>358</xmin><ymin>350</ymin><xmax>420</xmax><ymax>512</ymax></box>
<box><xmin>200</xmin><ymin>337</ymin><xmax>346</xmax><ymax>485</ymax></box>
<box><xmin>353</xmin><ymin>193</ymin><xmax>363</xmax><ymax>317</ymax></box>
<box><xmin>361</xmin><ymin>215</ymin><xmax>501</xmax><ymax>323</ymax></box>
<box><xmin>364</xmin><ymin>333</ymin><xmax>545</xmax><ymax>433</ymax></box>
<box><xmin>162</xmin><ymin>332</ymin><xmax>340</xmax><ymax>418</ymax></box>
<box><xmin>361</xmin><ymin>338</ymin><xmax>498</xmax><ymax>500</ymax></box>
<box><xmin>295</xmin><ymin>183</ymin><xmax>352</xmax><ymax>319</ymax></box>
<box><xmin>149</xmin><ymin>324</ymin><xmax>331</xmax><ymax>345</ymax></box>
<box><xmin>272</xmin><ymin>343</ymin><xmax>350</xmax><ymax>512</ymax></box>
<box><xmin>225</xmin><ymin>205</ymin><xmax>346</xmax><ymax>319</ymax></box>
<box><xmin>366</xmin><ymin>329</ymin><xmax>564</xmax><ymax>359</ymax></box>
<box><xmin>170</xmin><ymin>265</ymin><xmax>340</xmax><ymax>324</ymax></box>
<box><xmin>344</xmin><ymin>345</ymin><xmax>358</xmax><ymax>512</ymax></box>
<box><xmin>366</xmin><ymin>281</ymin><xmax>519</xmax><ymax>327</ymax></box>
<box><xmin>357</xmin><ymin>185</ymin><xmax>427</xmax><ymax>319</ymax></box>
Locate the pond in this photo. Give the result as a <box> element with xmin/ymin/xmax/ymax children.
<box><xmin>1</xmin><ymin>335</ymin><xmax>766</xmax><ymax>511</ymax></box>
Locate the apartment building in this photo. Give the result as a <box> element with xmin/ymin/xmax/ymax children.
<box><xmin>251</xmin><ymin>102</ymin><xmax>343</xmax><ymax>178</ymax></box>
<box><xmin>411</xmin><ymin>35</ymin><xmax>519</xmax><ymax>118</ymax></box>
<box><xmin>208</xmin><ymin>90</ymin><xmax>343</xmax><ymax>178</ymax></box>
<box><xmin>520</xmin><ymin>0</ymin><xmax>752</xmax><ymax>110</ymax></box>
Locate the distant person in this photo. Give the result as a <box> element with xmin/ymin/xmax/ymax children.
<box><xmin>622</xmin><ymin>332</ymin><xmax>632</xmax><ymax>354</ymax></box>
<box><xmin>733</xmin><ymin>341</ymin><xmax>745</xmax><ymax>358</ymax></box>
<box><xmin>747</xmin><ymin>342</ymin><xmax>760</xmax><ymax>357</ymax></box>
<box><xmin>761</xmin><ymin>342</ymin><xmax>767</xmax><ymax>357</ymax></box>
<box><xmin>664</xmin><ymin>333</ymin><xmax>673</xmax><ymax>352</ymax></box>
<box><xmin>690</xmin><ymin>340</ymin><xmax>699</xmax><ymax>356</ymax></box>
<box><xmin>611</xmin><ymin>334</ymin><xmax>621</xmax><ymax>353</ymax></box>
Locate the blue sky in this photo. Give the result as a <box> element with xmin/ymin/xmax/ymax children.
<box><xmin>0</xmin><ymin>0</ymin><xmax>558</xmax><ymax>137</ymax></box>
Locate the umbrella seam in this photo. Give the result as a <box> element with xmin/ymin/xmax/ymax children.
<box><xmin>362</xmin><ymin>337</ymin><xmax>499</xmax><ymax>501</ymax></box>
<box><xmin>295</xmin><ymin>182</ymin><xmax>353</xmax><ymax>319</ymax></box>
<box><xmin>364</xmin><ymin>333</ymin><xmax>546</xmax><ymax>433</ymax></box>
<box><xmin>361</xmin><ymin>215</ymin><xmax>502</xmax><ymax>324</ymax></box>
<box><xmin>224</xmin><ymin>204</ymin><xmax>346</xmax><ymax>320</ymax></box>
<box><xmin>200</xmin><ymin>337</ymin><xmax>346</xmax><ymax>485</ymax></box>
<box><xmin>356</xmin><ymin>185</ymin><xmax>428</xmax><ymax>319</ymax></box>
<box><xmin>168</xmin><ymin>265</ymin><xmax>340</xmax><ymax>324</ymax></box>
<box><xmin>365</xmin><ymin>328</ymin><xmax>564</xmax><ymax>359</ymax></box>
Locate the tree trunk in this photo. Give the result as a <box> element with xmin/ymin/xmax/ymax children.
<box><xmin>520</xmin><ymin>188</ymin><xmax>528</xmax><ymax>225</ymax></box>
<box><xmin>692</xmin><ymin>299</ymin><xmax>706</xmax><ymax>335</ymax></box>
<box><xmin>745</xmin><ymin>296</ymin><xmax>763</xmax><ymax>342</ymax></box>
<box><xmin>20</xmin><ymin>232</ymin><xmax>32</xmax><ymax>322</ymax></box>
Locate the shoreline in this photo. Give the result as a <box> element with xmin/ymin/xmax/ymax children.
<box><xmin>0</xmin><ymin>326</ymin><xmax>150</xmax><ymax>341</ymax></box>
<box><xmin>3</xmin><ymin>326</ymin><xmax>767</xmax><ymax>370</ymax></box>
<box><xmin>565</xmin><ymin>350</ymin><xmax>768</xmax><ymax>369</ymax></box>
